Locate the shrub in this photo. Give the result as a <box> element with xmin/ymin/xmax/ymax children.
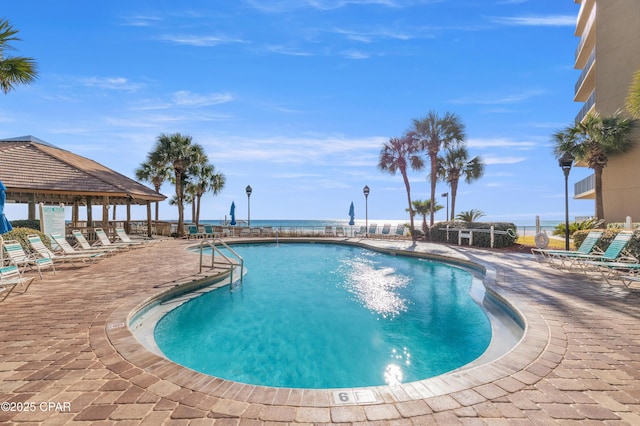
<box><xmin>9</xmin><ymin>219</ymin><xmax>40</xmax><ymax>231</ymax></box>
<box><xmin>429</xmin><ymin>221</ymin><xmax>518</xmax><ymax>248</ymax></box>
<box><xmin>553</xmin><ymin>218</ymin><xmax>604</xmax><ymax>237</ymax></box>
<box><xmin>1</xmin><ymin>227</ymin><xmax>52</xmax><ymax>254</ymax></box>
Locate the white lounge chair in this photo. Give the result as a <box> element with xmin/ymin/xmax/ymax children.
<box><xmin>50</xmin><ymin>233</ymin><xmax>115</xmax><ymax>257</ymax></box>
<box><xmin>1</xmin><ymin>237</ymin><xmax>55</xmax><ymax>279</ymax></box>
<box><xmin>0</xmin><ymin>265</ymin><xmax>35</xmax><ymax>301</ymax></box>
<box><xmin>335</xmin><ymin>226</ymin><xmax>345</xmax><ymax>237</ymax></box>
<box><xmin>71</xmin><ymin>230</ymin><xmax>119</xmax><ymax>254</ymax></box>
<box><xmin>115</xmin><ymin>228</ymin><xmax>155</xmax><ymax>246</ymax></box>
<box><xmin>94</xmin><ymin>228</ymin><xmax>139</xmax><ymax>250</ymax></box>
<box><xmin>324</xmin><ymin>226</ymin><xmax>335</xmax><ymax>237</ymax></box>
<box><xmin>27</xmin><ymin>234</ymin><xmax>105</xmax><ymax>265</ymax></box>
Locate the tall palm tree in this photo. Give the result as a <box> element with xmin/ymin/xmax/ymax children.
<box><xmin>553</xmin><ymin>111</ymin><xmax>637</xmax><ymax>221</ymax></box>
<box><xmin>412</xmin><ymin>111</ymin><xmax>466</xmax><ymax>227</ymax></box>
<box><xmin>378</xmin><ymin>134</ymin><xmax>424</xmax><ymax>235</ymax></box>
<box><xmin>147</xmin><ymin>133</ymin><xmax>205</xmax><ymax>237</ymax></box>
<box><xmin>437</xmin><ymin>145</ymin><xmax>484</xmax><ymax>221</ymax></box>
<box><xmin>0</xmin><ymin>19</ymin><xmax>38</xmax><ymax>94</ymax></box>
<box><xmin>188</xmin><ymin>163</ymin><xmax>226</xmax><ymax>226</ymax></box>
<box><xmin>135</xmin><ymin>160</ymin><xmax>169</xmax><ymax>221</ymax></box>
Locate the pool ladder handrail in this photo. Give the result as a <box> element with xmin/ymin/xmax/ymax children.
<box><xmin>199</xmin><ymin>239</ymin><xmax>244</xmax><ymax>287</ymax></box>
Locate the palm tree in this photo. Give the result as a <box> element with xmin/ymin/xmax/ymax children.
<box><xmin>188</xmin><ymin>163</ymin><xmax>226</xmax><ymax>226</ymax></box>
<box><xmin>437</xmin><ymin>145</ymin><xmax>484</xmax><ymax>221</ymax></box>
<box><xmin>627</xmin><ymin>69</ymin><xmax>640</xmax><ymax>118</ymax></box>
<box><xmin>412</xmin><ymin>111</ymin><xmax>466</xmax><ymax>227</ymax></box>
<box><xmin>378</xmin><ymin>134</ymin><xmax>424</xmax><ymax>235</ymax></box>
<box><xmin>455</xmin><ymin>209</ymin><xmax>485</xmax><ymax>222</ymax></box>
<box><xmin>147</xmin><ymin>133</ymin><xmax>206</xmax><ymax>237</ymax></box>
<box><xmin>553</xmin><ymin>111</ymin><xmax>637</xmax><ymax>220</ymax></box>
<box><xmin>0</xmin><ymin>19</ymin><xmax>38</xmax><ymax>94</ymax></box>
<box><xmin>411</xmin><ymin>199</ymin><xmax>442</xmax><ymax>233</ymax></box>
<box><xmin>135</xmin><ymin>160</ymin><xmax>169</xmax><ymax>221</ymax></box>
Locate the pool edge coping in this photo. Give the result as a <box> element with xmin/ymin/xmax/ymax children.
<box><xmin>97</xmin><ymin>237</ymin><xmax>555</xmax><ymax>409</ymax></box>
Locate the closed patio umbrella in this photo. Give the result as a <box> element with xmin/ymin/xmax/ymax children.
<box><xmin>348</xmin><ymin>202</ymin><xmax>355</xmax><ymax>226</ymax></box>
<box><xmin>230</xmin><ymin>201</ymin><xmax>237</xmax><ymax>226</ymax></box>
<box><xmin>0</xmin><ymin>180</ymin><xmax>12</xmax><ymax>234</ymax></box>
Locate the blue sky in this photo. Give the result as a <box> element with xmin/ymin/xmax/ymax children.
<box><xmin>2</xmin><ymin>0</ymin><xmax>590</xmax><ymax>224</ymax></box>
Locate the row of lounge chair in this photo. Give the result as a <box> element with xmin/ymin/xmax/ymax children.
<box><xmin>0</xmin><ymin>227</ymin><xmax>158</xmax><ymax>302</ymax></box>
<box><xmin>531</xmin><ymin>230</ymin><xmax>640</xmax><ymax>287</ymax></box>
<box><xmin>353</xmin><ymin>224</ymin><xmax>406</xmax><ymax>239</ymax></box>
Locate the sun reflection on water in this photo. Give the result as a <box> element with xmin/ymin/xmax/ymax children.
<box><xmin>342</xmin><ymin>255</ymin><xmax>411</xmax><ymax>317</ymax></box>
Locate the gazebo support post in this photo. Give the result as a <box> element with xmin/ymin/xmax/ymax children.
<box><xmin>72</xmin><ymin>200</ymin><xmax>79</xmax><ymax>226</ymax></box>
<box><xmin>102</xmin><ymin>196</ymin><xmax>109</xmax><ymax>229</ymax></box>
<box><xmin>86</xmin><ymin>197</ymin><xmax>93</xmax><ymax>228</ymax></box>
<box><xmin>28</xmin><ymin>194</ymin><xmax>36</xmax><ymax>220</ymax></box>
<box><xmin>126</xmin><ymin>199</ymin><xmax>131</xmax><ymax>234</ymax></box>
<box><xmin>146</xmin><ymin>201</ymin><xmax>152</xmax><ymax>238</ymax></box>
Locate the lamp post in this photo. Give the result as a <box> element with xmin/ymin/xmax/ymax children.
<box><xmin>245</xmin><ymin>185</ymin><xmax>252</xmax><ymax>227</ymax></box>
<box><xmin>363</xmin><ymin>185</ymin><xmax>370</xmax><ymax>237</ymax></box>
<box><xmin>441</xmin><ymin>192</ymin><xmax>449</xmax><ymax>221</ymax></box>
<box><xmin>559</xmin><ymin>152</ymin><xmax>574</xmax><ymax>251</ymax></box>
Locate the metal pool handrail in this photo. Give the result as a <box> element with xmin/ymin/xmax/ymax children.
<box><xmin>199</xmin><ymin>239</ymin><xmax>244</xmax><ymax>286</ymax></box>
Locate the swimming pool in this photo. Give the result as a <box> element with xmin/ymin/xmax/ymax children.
<box><xmin>152</xmin><ymin>242</ymin><xmax>498</xmax><ymax>389</ymax></box>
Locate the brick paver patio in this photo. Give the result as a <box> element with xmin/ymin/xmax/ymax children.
<box><xmin>1</xmin><ymin>237</ymin><xmax>639</xmax><ymax>425</ymax></box>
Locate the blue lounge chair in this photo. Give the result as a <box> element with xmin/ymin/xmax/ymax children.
<box><xmin>531</xmin><ymin>230</ymin><xmax>604</xmax><ymax>268</ymax></box>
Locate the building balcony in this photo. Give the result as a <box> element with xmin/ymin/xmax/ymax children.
<box><xmin>574</xmin><ymin>174</ymin><xmax>595</xmax><ymax>199</ymax></box>
<box><xmin>575</xmin><ymin>4</ymin><xmax>596</xmax><ymax>68</ymax></box>
<box><xmin>574</xmin><ymin>49</ymin><xmax>595</xmax><ymax>102</ymax></box>
<box><xmin>575</xmin><ymin>90</ymin><xmax>595</xmax><ymax>124</ymax></box>
<box><xmin>575</xmin><ymin>0</ymin><xmax>595</xmax><ymax>36</ymax></box>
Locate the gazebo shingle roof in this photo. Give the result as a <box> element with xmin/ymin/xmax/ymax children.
<box><xmin>0</xmin><ymin>135</ymin><xmax>165</xmax><ymax>205</ymax></box>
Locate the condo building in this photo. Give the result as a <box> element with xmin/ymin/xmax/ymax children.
<box><xmin>572</xmin><ymin>0</ymin><xmax>640</xmax><ymax>222</ymax></box>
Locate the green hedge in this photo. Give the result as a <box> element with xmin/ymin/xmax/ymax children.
<box><xmin>9</xmin><ymin>220</ymin><xmax>40</xmax><ymax>231</ymax></box>
<box><xmin>573</xmin><ymin>229</ymin><xmax>640</xmax><ymax>259</ymax></box>
<box><xmin>1</xmin><ymin>227</ymin><xmax>52</xmax><ymax>254</ymax></box>
<box><xmin>429</xmin><ymin>221</ymin><xmax>518</xmax><ymax>248</ymax></box>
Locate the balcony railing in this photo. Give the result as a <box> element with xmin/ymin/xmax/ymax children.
<box><xmin>574</xmin><ymin>174</ymin><xmax>595</xmax><ymax>198</ymax></box>
<box><xmin>575</xmin><ymin>90</ymin><xmax>595</xmax><ymax>123</ymax></box>
<box><xmin>575</xmin><ymin>4</ymin><xmax>596</xmax><ymax>61</ymax></box>
<box><xmin>575</xmin><ymin>48</ymin><xmax>595</xmax><ymax>96</ymax></box>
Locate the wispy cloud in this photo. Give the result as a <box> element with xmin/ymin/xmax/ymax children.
<box><xmin>245</xmin><ymin>0</ymin><xmax>434</xmax><ymax>13</ymax></box>
<box><xmin>158</xmin><ymin>34</ymin><xmax>247</xmax><ymax>46</ymax></box>
<box><xmin>468</xmin><ymin>137</ymin><xmax>537</xmax><ymax>149</ymax></box>
<box><xmin>490</xmin><ymin>15</ymin><xmax>575</xmax><ymax>27</ymax></box>
<box><xmin>120</xmin><ymin>15</ymin><xmax>162</xmax><ymax>27</ymax></box>
<box><xmin>264</xmin><ymin>45</ymin><xmax>313</xmax><ymax>56</ymax></box>
<box><xmin>482</xmin><ymin>155</ymin><xmax>527</xmax><ymax>165</ymax></box>
<box><xmin>171</xmin><ymin>91</ymin><xmax>234</xmax><ymax>107</ymax></box>
<box><xmin>201</xmin><ymin>134</ymin><xmax>386</xmax><ymax>165</ymax></box>
<box><xmin>81</xmin><ymin>77</ymin><xmax>144</xmax><ymax>91</ymax></box>
<box><xmin>448</xmin><ymin>89</ymin><xmax>544</xmax><ymax>105</ymax></box>
<box><xmin>341</xmin><ymin>49</ymin><xmax>371</xmax><ymax>59</ymax></box>
<box><xmin>332</xmin><ymin>27</ymin><xmax>412</xmax><ymax>43</ymax></box>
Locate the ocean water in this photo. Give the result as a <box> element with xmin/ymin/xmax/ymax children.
<box><xmin>196</xmin><ymin>218</ymin><xmax>561</xmax><ymax>237</ymax></box>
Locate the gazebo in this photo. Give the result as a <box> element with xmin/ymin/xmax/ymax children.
<box><xmin>0</xmin><ymin>136</ymin><xmax>166</xmax><ymax>237</ymax></box>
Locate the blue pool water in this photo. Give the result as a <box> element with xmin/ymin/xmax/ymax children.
<box><xmin>154</xmin><ymin>243</ymin><xmax>491</xmax><ymax>389</ymax></box>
